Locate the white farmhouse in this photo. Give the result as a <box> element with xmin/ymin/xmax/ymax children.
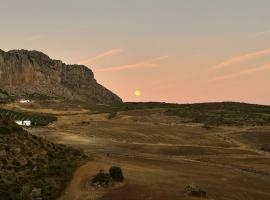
<box><xmin>19</xmin><ymin>99</ymin><xmax>31</xmax><ymax>103</ymax></box>
<box><xmin>15</xmin><ymin>120</ymin><xmax>31</xmax><ymax>126</ymax></box>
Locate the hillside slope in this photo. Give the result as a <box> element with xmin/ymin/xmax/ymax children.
<box><xmin>0</xmin><ymin>49</ymin><xmax>122</xmax><ymax>104</ymax></box>
<box><xmin>0</xmin><ymin>115</ymin><xmax>86</xmax><ymax>199</ymax></box>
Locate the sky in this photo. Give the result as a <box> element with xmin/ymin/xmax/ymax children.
<box><xmin>1</xmin><ymin>0</ymin><xmax>270</xmax><ymax>104</ymax></box>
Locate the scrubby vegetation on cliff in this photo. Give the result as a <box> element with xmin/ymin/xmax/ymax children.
<box><xmin>0</xmin><ymin>115</ymin><xmax>87</xmax><ymax>200</ymax></box>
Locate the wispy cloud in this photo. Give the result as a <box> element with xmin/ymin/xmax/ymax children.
<box><xmin>144</xmin><ymin>55</ymin><xmax>171</xmax><ymax>63</ymax></box>
<box><xmin>211</xmin><ymin>48</ymin><xmax>270</xmax><ymax>70</ymax></box>
<box><xmin>79</xmin><ymin>48</ymin><xmax>123</xmax><ymax>65</ymax></box>
<box><xmin>210</xmin><ymin>63</ymin><xmax>270</xmax><ymax>82</ymax></box>
<box><xmin>249</xmin><ymin>29</ymin><xmax>270</xmax><ymax>38</ymax></box>
<box><xmin>96</xmin><ymin>55</ymin><xmax>170</xmax><ymax>72</ymax></box>
<box><xmin>96</xmin><ymin>63</ymin><xmax>158</xmax><ymax>72</ymax></box>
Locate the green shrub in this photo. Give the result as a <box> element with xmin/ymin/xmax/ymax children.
<box><xmin>109</xmin><ymin>166</ymin><xmax>124</xmax><ymax>182</ymax></box>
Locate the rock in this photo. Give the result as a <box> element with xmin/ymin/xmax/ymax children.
<box><xmin>0</xmin><ymin>49</ymin><xmax>122</xmax><ymax>104</ymax></box>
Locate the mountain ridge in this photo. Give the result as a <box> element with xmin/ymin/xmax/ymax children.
<box><xmin>0</xmin><ymin>49</ymin><xmax>122</xmax><ymax>104</ymax></box>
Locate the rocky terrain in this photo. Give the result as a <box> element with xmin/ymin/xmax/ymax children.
<box><xmin>0</xmin><ymin>49</ymin><xmax>122</xmax><ymax>104</ymax></box>
<box><xmin>0</xmin><ymin>115</ymin><xmax>87</xmax><ymax>200</ymax></box>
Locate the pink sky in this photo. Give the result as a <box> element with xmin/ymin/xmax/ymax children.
<box><xmin>1</xmin><ymin>1</ymin><xmax>270</xmax><ymax>105</ymax></box>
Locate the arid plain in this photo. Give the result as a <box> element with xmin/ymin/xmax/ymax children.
<box><xmin>3</xmin><ymin>101</ymin><xmax>270</xmax><ymax>200</ymax></box>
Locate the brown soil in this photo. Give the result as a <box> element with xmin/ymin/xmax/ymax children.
<box><xmin>17</xmin><ymin>105</ymin><xmax>270</xmax><ymax>200</ymax></box>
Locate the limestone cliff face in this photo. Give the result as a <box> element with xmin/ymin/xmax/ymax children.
<box><xmin>0</xmin><ymin>49</ymin><xmax>122</xmax><ymax>103</ymax></box>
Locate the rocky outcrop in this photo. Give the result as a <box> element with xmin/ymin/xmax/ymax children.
<box><xmin>0</xmin><ymin>49</ymin><xmax>122</xmax><ymax>104</ymax></box>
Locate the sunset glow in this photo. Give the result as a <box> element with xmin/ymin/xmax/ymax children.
<box><xmin>135</xmin><ymin>90</ymin><xmax>141</xmax><ymax>97</ymax></box>
<box><xmin>1</xmin><ymin>0</ymin><xmax>270</xmax><ymax>104</ymax></box>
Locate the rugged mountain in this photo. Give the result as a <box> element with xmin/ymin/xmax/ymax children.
<box><xmin>0</xmin><ymin>49</ymin><xmax>122</xmax><ymax>104</ymax></box>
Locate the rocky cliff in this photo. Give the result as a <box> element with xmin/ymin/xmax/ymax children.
<box><xmin>0</xmin><ymin>49</ymin><xmax>122</xmax><ymax>104</ymax></box>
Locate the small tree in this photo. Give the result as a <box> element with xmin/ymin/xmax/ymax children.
<box><xmin>109</xmin><ymin>166</ymin><xmax>124</xmax><ymax>182</ymax></box>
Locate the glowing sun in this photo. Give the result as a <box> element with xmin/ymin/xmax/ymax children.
<box><xmin>135</xmin><ymin>90</ymin><xmax>141</xmax><ymax>97</ymax></box>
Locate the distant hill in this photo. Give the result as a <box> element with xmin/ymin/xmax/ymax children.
<box><xmin>166</xmin><ymin>102</ymin><xmax>270</xmax><ymax>126</ymax></box>
<box><xmin>0</xmin><ymin>115</ymin><xmax>86</xmax><ymax>199</ymax></box>
<box><xmin>85</xmin><ymin>101</ymin><xmax>270</xmax><ymax>126</ymax></box>
<box><xmin>0</xmin><ymin>49</ymin><xmax>122</xmax><ymax>104</ymax></box>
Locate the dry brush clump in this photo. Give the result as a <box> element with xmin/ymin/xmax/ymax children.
<box><xmin>184</xmin><ymin>184</ymin><xmax>207</xmax><ymax>198</ymax></box>
<box><xmin>91</xmin><ymin>166</ymin><xmax>124</xmax><ymax>188</ymax></box>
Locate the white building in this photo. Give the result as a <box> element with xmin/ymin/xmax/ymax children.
<box><xmin>15</xmin><ymin>120</ymin><xmax>31</xmax><ymax>126</ymax></box>
<box><xmin>19</xmin><ymin>99</ymin><xmax>31</xmax><ymax>103</ymax></box>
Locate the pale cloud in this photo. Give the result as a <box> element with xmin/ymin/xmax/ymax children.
<box><xmin>211</xmin><ymin>48</ymin><xmax>270</xmax><ymax>70</ymax></box>
<box><xmin>210</xmin><ymin>64</ymin><xmax>270</xmax><ymax>82</ymax></box>
<box><xmin>249</xmin><ymin>29</ymin><xmax>270</xmax><ymax>38</ymax></box>
<box><xmin>96</xmin><ymin>55</ymin><xmax>170</xmax><ymax>72</ymax></box>
<box><xmin>96</xmin><ymin>63</ymin><xmax>158</xmax><ymax>72</ymax></box>
<box><xmin>145</xmin><ymin>55</ymin><xmax>171</xmax><ymax>63</ymax></box>
<box><xmin>79</xmin><ymin>48</ymin><xmax>123</xmax><ymax>65</ymax></box>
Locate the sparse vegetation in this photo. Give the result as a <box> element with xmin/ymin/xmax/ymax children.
<box><xmin>0</xmin><ymin>115</ymin><xmax>22</xmax><ymax>134</ymax></box>
<box><xmin>91</xmin><ymin>170</ymin><xmax>113</xmax><ymax>188</ymax></box>
<box><xmin>0</xmin><ymin>89</ymin><xmax>14</xmax><ymax>104</ymax></box>
<box><xmin>0</xmin><ymin>108</ymin><xmax>57</xmax><ymax>126</ymax></box>
<box><xmin>166</xmin><ymin>102</ymin><xmax>270</xmax><ymax>126</ymax></box>
<box><xmin>91</xmin><ymin>167</ymin><xmax>124</xmax><ymax>188</ymax></box>
<box><xmin>0</xmin><ymin>115</ymin><xmax>87</xmax><ymax>200</ymax></box>
<box><xmin>83</xmin><ymin>102</ymin><xmax>270</xmax><ymax>127</ymax></box>
<box><xmin>108</xmin><ymin>112</ymin><xmax>117</xmax><ymax>119</ymax></box>
<box><xmin>184</xmin><ymin>185</ymin><xmax>207</xmax><ymax>198</ymax></box>
<box><xmin>84</xmin><ymin>102</ymin><xmax>179</xmax><ymax>114</ymax></box>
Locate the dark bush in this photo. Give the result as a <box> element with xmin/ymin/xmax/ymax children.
<box><xmin>91</xmin><ymin>170</ymin><xmax>112</xmax><ymax>187</ymax></box>
<box><xmin>0</xmin><ymin>127</ymin><xmax>11</xmax><ymax>134</ymax></box>
<box><xmin>109</xmin><ymin>166</ymin><xmax>124</xmax><ymax>182</ymax></box>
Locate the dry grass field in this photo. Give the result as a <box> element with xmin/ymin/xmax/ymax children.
<box><xmin>3</xmin><ymin>101</ymin><xmax>270</xmax><ymax>200</ymax></box>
